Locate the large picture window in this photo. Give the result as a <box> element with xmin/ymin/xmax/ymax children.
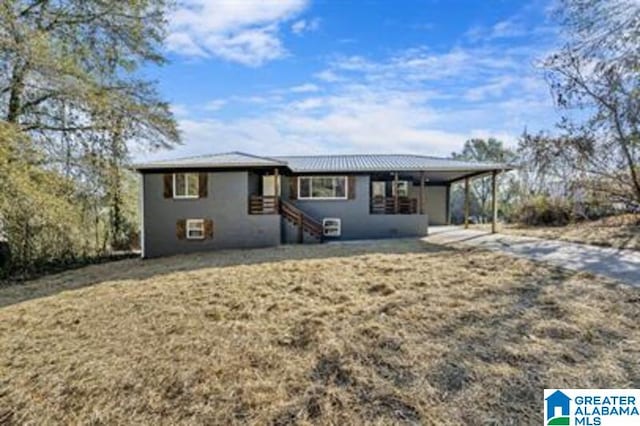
<box><xmin>173</xmin><ymin>173</ymin><xmax>199</xmax><ymax>198</ymax></box>
<box><xmin>298</xmin><ymin>176</ymin><xmax>347</xmax><ymax>200</ymax></box>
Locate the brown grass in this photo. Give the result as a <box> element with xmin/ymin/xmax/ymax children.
<box><xmin>0</xmin><ymin>240</ymin><xmax>639</xmax><ymax>425</ymax></box>
<box><xmin>480</xmin><ymin>214</ymin><xmax>640</xmax><ymax>251</ymax></box>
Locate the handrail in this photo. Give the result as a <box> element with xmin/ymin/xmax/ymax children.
<box><xmin>280</xmin><ymin>199</ymin><xmax>323</xmax><ymax>241</ymax></box>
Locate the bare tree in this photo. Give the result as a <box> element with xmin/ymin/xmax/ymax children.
<box><xmin>543</xmin><ymin>0</ymin><xmax>640</xmax><ymax>204</ymax></box>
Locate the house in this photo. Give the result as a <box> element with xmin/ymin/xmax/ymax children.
<box><xmin>134</xmin><ymin>152</ymin><xmax>510</xmax><ymax>258</ymax></box>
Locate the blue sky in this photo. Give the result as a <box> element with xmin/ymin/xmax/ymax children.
<box><xmin>142</xmin><ymin>0</ymin><xmax>562</xmax><ymax>160</ymax></box>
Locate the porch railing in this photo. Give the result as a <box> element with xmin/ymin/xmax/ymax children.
<box><xmin>370</xmin><ymin>196</ymin><xmax>418</xmax><ymax>214</ymax></box>
<box><xmin>249</xmin><ymin>195</ymin><xmax>279</xmax><ymax>214</ymax></box>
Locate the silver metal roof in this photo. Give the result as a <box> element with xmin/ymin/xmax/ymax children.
<box><xmin>134</xmin><ymin>151</ymin><xmax>511</xmax><ymax>174</ymax></box>
<box><xmin>273</xmin><ymin>154</ymin><xmax>509</xmax><ymax>173</ymax></box>
<box><xmin>134</xmin><ymin>152</ymin><xmax>285</xmax><ymax>170</ymax></box>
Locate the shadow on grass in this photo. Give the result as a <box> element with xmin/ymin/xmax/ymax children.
<box><xmin>0</xmin><ymin>238</ymin><xmax>454</xmax><ymax>309</ymax></box>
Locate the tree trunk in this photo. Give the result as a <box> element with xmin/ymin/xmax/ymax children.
<box><xmin>6</xmin><ymin>62</ymin><xmax>27</xmax><ymax>123</ymax></box>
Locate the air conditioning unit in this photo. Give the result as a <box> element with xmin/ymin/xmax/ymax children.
<box><xmin>322</xmin><ymin>218</ymin><xmax>341</xmax><ymax>237</ymax></box>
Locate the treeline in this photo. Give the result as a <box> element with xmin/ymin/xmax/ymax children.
<box><xmin>0</xmin><ymin>0</ymin><xmax>178</xmax><ymax>278</ymax></box>
<box><xmin>451</xmin><ymin>0</ymin><xmax>640</xmax><ymax>226</ymax></box>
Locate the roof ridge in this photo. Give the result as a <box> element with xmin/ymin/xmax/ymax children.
<box><xmin>230</xmin><ymin>151</ymin><xmax>287</xmax><ymax>164</ymax></box>
<box><xmin>274</xmin><ymin>153</ymin><xmax>452</xmax><ymax>159</ymax></box>
<box><xmin>140</xmin><ymin>151</ymin><xmax>286</xmax><ymax>164</ymax></box>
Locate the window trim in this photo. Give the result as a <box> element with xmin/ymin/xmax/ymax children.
<box><xmin>186</xmin><ymin>219</ymin><xmax>205</xmax><ymax>240</ymax></box>
<box><xmin>297</xmin><ymin>176</ymin><xmax>348</xmax><ymax>200</ymax></box>
<box><xmin>173</xmin><ymin>173</ymin><xmax>200</xmax><ymax>199</ymax></box>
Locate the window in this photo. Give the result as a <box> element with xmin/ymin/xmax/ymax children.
<box><xmin>392</xmin><ymin>181</ymin><xmax>410</xmax><ymax>197</ymax></box>
<box><xmin>186</xmin><ymin>219</ymin><xmax>205</xmax><ymax>239</ymax></box>
<box><xmin>298</xmin><ymin>176</ymin><xmax>347</xmax><ymax>200</ymax></box>
<box><xmin>173</xmin><ymin>173</ymin><xmax>199</xmax><ymax>198</ymax></box>
<box><xmin>322</xmin><ymin>218</ymin><xmax>341</xmax><ymax>237</ymax></box>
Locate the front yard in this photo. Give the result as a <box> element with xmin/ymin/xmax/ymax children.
<box><xmin>0</xmin><ymin>240</ymin><xmax>638</xmax><ymax>424</ymax></box>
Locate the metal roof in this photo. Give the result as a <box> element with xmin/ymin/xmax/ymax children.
<box><xmin>273</xmin><ymin>154</ymin><xmax>509</xmax><ymax>173</ymax></box>
<box><xmin>134</xmin><ymin>152</ymin><xmax>285</xmax><ymax>170</ymax></box>
<box><xmin>134</xmin><ymin>151</ymin><xmax>511</xmax><ymax>173</ymax></box>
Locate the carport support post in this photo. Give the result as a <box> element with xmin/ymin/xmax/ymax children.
<box><xmin>394</xmin><ymin>172</ymin><xmax>399</xmax><ymax>214</ymax></box>
<box><xmin>419</xmin><ymin>171</ymin><xmax>424</xmax><ymax>215</ymax></box>
<box><xmin>464</xmin><ymin>177</ymin><xmax>470</xmax><ymax>229</ymax></box>
<box><xmin>274</xmin><ymin>168</ymin><xmax>280</xmax><ymax>210</ymax></box>
<box><xmin>491</xmin><ymin>170</ymin><xmax>498</xmax><ymax>233</ymax></box>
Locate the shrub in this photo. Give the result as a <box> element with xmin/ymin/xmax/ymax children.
<box><xmin>515</xmin><ymin>196</ymin><xmax>573</xmax><ymax>226</ymax></box>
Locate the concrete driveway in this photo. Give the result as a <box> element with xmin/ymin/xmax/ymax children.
<box><xmin>423</xmin><ymin>226</ymin><xmax>640</xmax><ymax>286</ymax></box>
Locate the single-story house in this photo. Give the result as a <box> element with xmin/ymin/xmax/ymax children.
<box><xmin>134</xmin><ymin>152</ymin><xmax>510</xmax><ymax>258</ymax></box>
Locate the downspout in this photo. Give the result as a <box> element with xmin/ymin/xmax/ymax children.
<box><xmin>140</xmin><ymin>173</ymin><xmax>146</xmax><ymax>259</ymax></box>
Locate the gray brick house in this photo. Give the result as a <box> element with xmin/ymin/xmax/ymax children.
<box><xmin>135</xmin><ymin>152</ymin><xmax>508</xmax><ymax>258</ymax></box>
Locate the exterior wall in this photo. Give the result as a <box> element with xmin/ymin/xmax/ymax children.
<box><xmin>282</xmin><ymin>219</ymin><xmax>322</xmax><ymax>244</ymax></box>
<box><xmin>142</xmin><ymin>171</ymin><xmax>280</xmax><ymax>258</ymax></box>
<box><xmin>425</xmin><ymin>186</ymin><xmax>449</xmax><ymax>225</ymax></box>
<box><xmin>283</xmin><ymin>174</ymin><xmax>428</xmax><ymax>240</ymax></box>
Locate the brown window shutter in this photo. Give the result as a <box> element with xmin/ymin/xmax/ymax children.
<box><xmin>176</xmin><ymin>219</ymin><xmax>186</xmax><ymax>240</ymax></box>
<box><xmin>198</xmin><ymin>173</ymin><xmax>208</xmax><ymax>198</ymax></box>
<box><xmin>348</xmin><ymin>176</ymin><xmax>356</xmax><ymax>199</ymax></box>
<box><xmin>204</xmin><ymin>219</ymin><xmax>214</xmax><ymax>239</ymax></box>
<box><xmin>163</xmin><ymin>174</ymin><xmax>173</xmax><ymax>198</ymax></box>
<box><xmin>289</xmin><ymin>176</ymin><xmax>297</xmax><ymax>200</ymax></box>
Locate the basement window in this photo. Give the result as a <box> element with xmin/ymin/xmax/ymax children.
<box><xmin>186</xmin><ymin>219</ymin><xmax>205</xmax><ymax>239</ymax></box>
<box><xmin>322</xmin><ymin>218</ymin><xmax>341</xmax><ymax>237</ymax></box>
<box><xmin>174</xmin><ymin>173</ymin><xmax>199</xmax><ymax>198</ymax></box>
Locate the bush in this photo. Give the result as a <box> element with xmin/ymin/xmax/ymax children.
<box><xmin>515</xmin><ymin>196</ymin><xmax>573</xmax><ymax>226</ymax></box>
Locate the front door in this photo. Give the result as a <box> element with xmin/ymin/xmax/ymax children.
<box><xmin>263</xmin><ymin>175</ymin><xmax>277</xmax><ymax>196</ymax></box>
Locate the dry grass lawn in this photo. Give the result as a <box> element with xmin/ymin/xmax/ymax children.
<box><xmin>0</xmin><ymin>240</ymin><xmax>639</xmax><ymax>425</ymax></box>
<box><xmin>479</xmin><ymin>214</ymin><xmax>640</xmax><ymax>251</ymax></box>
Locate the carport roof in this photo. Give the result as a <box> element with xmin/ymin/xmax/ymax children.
<box><xmin>134</xmin><ymin>151</ymin><xmax>512</xmax><ymax>179</ymax></box>
<box><xmin>273</xmin><ymin>154</ymin><xmax>509</xmax><ymax>173</ymax></box>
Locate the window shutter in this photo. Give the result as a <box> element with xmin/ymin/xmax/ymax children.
<box><xmin>198</xmin><ymin>173</ymin><xmax>208</xmax><ymax>198</ymax></box>
<box><xmin>289</xmin><ymin>177</ymin><xmax>297</xmax><ymax>200</ymax></box>
<box><xmin>204</xmin><ymin>219</ymin><xmax>214</xmax><ymax>239</ymax></box>
<box><xmin>348</xmin><ymin>176</ymin><xmax>356</xmax><ymax>199</ymax></box>
<box><xmin>163</xmin><ymin>174</ymin><xmax>173</xmax><ymax>198</ymax></box>
<box><xmin>176</xmin><ymin>219</ymin><xmax>186</xmax><ymax>240</ymax></box>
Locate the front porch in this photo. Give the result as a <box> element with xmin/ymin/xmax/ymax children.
<box><xmin>245</xmin><ymin>167</ymin><xmax>505</xmax><ymax>240</ymax></box>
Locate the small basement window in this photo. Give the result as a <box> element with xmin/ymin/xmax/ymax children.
<box><xmin>174</xmin><ymin>173</ymin><xmax>199</xmax><ymax>198</ymax></box>
<box><xmin>322</xmin><ymin>218</ymin><xmax>341</xmax><ymax>237</ymax></box>
<box><xmin>186</xmin><ymin>219</ymin><xmax>205</xmax><ymax>239</ymax></box>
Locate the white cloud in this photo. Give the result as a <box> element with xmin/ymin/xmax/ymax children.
<box><xmin>289</xmin><ymin>83</ymin><xmax>320</xmax><ymax>93</ymax></box>
<box><xmin>203</xmin><ymin>99</ymin><xmax>227</xmax><ymax>111</ymax></box>
<box><xmin>167</xmin><ymin>0</ymin><xmax>308</xmax><ymax>66</ymax></box>
<box><xmin>170</xmin><ymin>103</ymin><xmax>190</xmax><ymax>117</ymax></box>
<box><xmin>291</xmin><ymin>18</ymin><xmax>320</xmax><ymax>35</ymax></box>
<box><xmin>145</xmin><ymin>24</ymin><xmax>559</xmax><ymax>161</ymax></box>
<box><xmin>313</xmin><ymin>69</ymin><xmax>344</xmax><ymax>82</ymax></box>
